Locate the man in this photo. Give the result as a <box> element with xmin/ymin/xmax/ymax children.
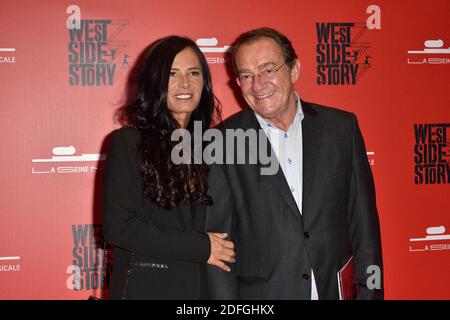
<box><xmin>206</xmin><ymin>27</ymin><xmax>383</xmax><ymax>299</ymax></box>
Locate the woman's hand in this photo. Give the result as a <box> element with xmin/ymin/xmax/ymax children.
<box><xmin>207</xmin><ymin>233</ymin><xmax>235</xmax><ymax>272</ymax></box>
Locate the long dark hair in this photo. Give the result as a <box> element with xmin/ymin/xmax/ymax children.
<box><xmin>118</xmin><ymin>36</ymin><xmax>221</xmax><ymax>209</ymax></box>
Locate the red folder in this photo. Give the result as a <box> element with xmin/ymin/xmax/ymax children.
<box><xmin>337</xmin><ymin>255</ymin><xmax>359</xmax><ymax>300</ymax></box>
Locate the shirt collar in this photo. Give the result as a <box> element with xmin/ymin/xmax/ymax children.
<box><xmin>254</xmin><ymin>92</ymin><xmax>304</xmax><ymax>132</ymax></box>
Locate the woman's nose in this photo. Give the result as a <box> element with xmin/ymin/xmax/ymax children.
<box><xmin>178</xmin><ymin>74</ymin><xmax>189</xmax><ymax>88</ymax></box>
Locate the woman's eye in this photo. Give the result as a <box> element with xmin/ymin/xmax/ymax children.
<box><xmin>190</xmin><ymin>71</ymin><xmax>201</xmax><ymax>76</ymax></box>
<box><xmin>170</xmin><ymin>71</ymin><xmax>177</xmax><ymax>77</ymax></box>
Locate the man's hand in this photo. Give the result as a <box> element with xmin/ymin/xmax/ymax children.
<box><xmin>207</xmin><ymin>232</ymin><xmax>236</xmax><ymax>272</ymax></box>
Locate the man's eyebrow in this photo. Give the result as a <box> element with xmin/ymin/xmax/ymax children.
<box><xmin>257</xmin><ymin>62</ymin><xmax>277</xmax><ymax>69</ymax></box>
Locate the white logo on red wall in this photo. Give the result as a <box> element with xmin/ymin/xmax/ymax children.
<box><xmin>0</xmin><ymin>47</ymin><xmax>16</xmax><ymax>64</ymax></box>
<box><xmin>409</xmin><ymin>225</ymin><xmax>450</xmax><ymax>253</ymax></box>
<box><xmin>407</xmin><ymin>39</ymin><xmax>450</xmax><ymax>65</ymax></box>
<box><xmin>32</xmin><ymin>146</ymin><xmax>106</xmax><ymax>174</ymax></box>
<box><xmin>367</xmin><ymin>151</ymin><xmax>375</xmax><ymax>166</ymax></box>
<box><xmin>0</xmin><ymin>256</ymin><xmax>21</xmax><ymax>272</ymax></box>
<box><xmin>196</xmin><ymin>37</ymin><xmax>232</xmax><ymax>64</ymax></box>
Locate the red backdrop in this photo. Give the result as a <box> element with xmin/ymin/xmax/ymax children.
<box><xmin>0</xmin><ymin>0</ymin><xmax>449</xmax><ymax>299</ymax></box>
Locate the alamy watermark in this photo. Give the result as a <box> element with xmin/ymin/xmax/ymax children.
<box><xmin>171</xmin><ymin>121</ymin><xmax>280</xmax><ymax>175</ymax></box>
<box><xmin>366</xmin><ymin>265</ymin><xmax>381</xmax><ymax>290</ymax></box>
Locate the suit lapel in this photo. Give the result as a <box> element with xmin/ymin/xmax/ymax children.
<box><xmin>266</xmin><ymin>151</ymin><xmax>302</xmax><ymax>217</ymax></box>
<box><xmin>301</xmin><ymin>101</ymin><xmax>323</xmax><ymax>215</ymax></box>
<box><xmin>243</xmin><ymin>109</ymin><xmax>302</xmax><ymax>218</ymax></box>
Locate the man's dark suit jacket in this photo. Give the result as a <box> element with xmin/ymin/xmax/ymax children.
<box><xmin>102</xmin><ymin>127</ymin><xmax>210</xmax><ymax>300</ymax></box>
<box><xmin>206</xmin><ymin>100</ymin><xmax>384</xmax><ymax>300</ymax></box>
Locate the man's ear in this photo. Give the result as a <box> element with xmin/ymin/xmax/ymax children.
<box><xmin>291</xmin><ymin>59</ymin><xmax>301</xmax><ymax>83</ymax></box>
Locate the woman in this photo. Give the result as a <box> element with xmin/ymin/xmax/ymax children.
<box><xmin>103</xmin><ymin>36</ymin><xmax>235</xmax><ymax>300</ymax></box>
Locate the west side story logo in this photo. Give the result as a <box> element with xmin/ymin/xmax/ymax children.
<box><xmin>316</xmin><ymin>22</ymin><xmax>372</xmax><ymax>85</ymax></box>
<box><xmin>414</xmin><ymin>123</ymin><xmax>450</xmax><ymax>184</ymax></box>
<box><xmin>67</xmin><ymin>224</ymin><xmax>112</xmax><ymax>291</ymax></box>
<box><xmin>67</xmin><ymin>6</ymin><xmax>129</xmax><ymax>86</ymax></box>
<box><xmin>315</xmin><ymin>5</ymin><xmax>381</xmax><ymax>85</ymax></box>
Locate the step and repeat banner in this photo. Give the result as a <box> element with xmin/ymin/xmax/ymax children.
<box><xmin>0</xmin><ymin>0</ymin><xmax>449</xmax><ymax>299</ymax></box>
